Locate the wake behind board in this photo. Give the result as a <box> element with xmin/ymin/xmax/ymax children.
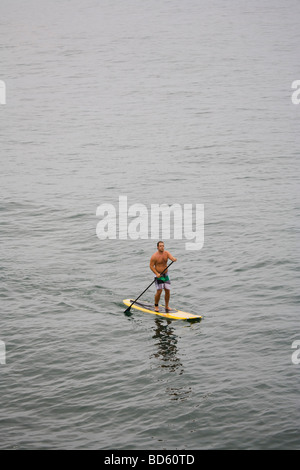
<box><xmin>123</xmin><ymin>299</ymin><xmax>202</xmax><ymax>321</ymax></box>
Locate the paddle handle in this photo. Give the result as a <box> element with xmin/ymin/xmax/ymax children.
<box><xmin>126</xmin><ymin>260</ymin><xmax>174</xmax><ymax>310</ymax></box>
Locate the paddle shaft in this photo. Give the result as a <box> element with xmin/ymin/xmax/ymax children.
<box><xmin>124</xmin><ymin>261</ymin><xmax>174</xmax><ymax>313</ymax></box>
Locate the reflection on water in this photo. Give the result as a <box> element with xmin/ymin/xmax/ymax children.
<box><xmin>124</xmin><ymin>310</ymin><xmax>197</xmax><ymax>402</ymax></box>
<box><xmin>165</xmin><ymin>386</ymin><xmax>192</xmax><ymax>402</ymax></box>
<box><xmin>151</xmin><ymin>318</ymin><xmax>192</xmax><ymax>402</ymax></box>
<box><xmin>151</xmin><ymin>318</ymin><xmax>183</xmax><ymax>373</ymax></box>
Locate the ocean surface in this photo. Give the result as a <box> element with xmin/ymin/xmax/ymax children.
<box><xmin>1</xmin><ymin>0</ymin><xmax>299</xmax><ymax>450</ymax></box>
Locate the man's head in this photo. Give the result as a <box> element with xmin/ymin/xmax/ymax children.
<box><xmin>157</xmin><ymin>241</ymin><xmax>164</xmax><ymax>252</ymax></box>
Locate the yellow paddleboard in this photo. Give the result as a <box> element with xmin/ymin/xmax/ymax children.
<box><xmin>123</xmin><ymin>299</ymin><xmax>202</xmax><ymax>321</ymax></box>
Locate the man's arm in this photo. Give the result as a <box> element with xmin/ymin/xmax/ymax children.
<box><xmin>150</xmin><ymin>255</ymin><xmax>161</xmax><ymax>277</ymax></box>
<box><xmin>167</xmin><ymin>251</ymin><xmax>177</xmax><ymax>262</ymax></box>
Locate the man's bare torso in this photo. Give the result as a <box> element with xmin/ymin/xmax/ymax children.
<box><xmin>151</xmin><ymin>251</ymin><xmax>169</xmax><ymax>274</ymax></box>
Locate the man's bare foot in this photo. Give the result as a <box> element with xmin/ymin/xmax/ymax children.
<box><xmin>165</xmin><ymin>306</ymin><xmax>172</xmax><ymax>311</ymax></box>
<box><xmin>155</xmin><ymin>304</ymin><xmax>159</xmax><ymax>312</ymax></box>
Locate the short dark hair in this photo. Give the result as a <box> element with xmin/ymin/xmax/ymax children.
<box><xmin>157</xmin><ymin>241</ymin><xmax>164</xmax><ymax>247</ymax></box>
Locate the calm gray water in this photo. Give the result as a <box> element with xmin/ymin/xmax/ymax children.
<box><xmin>1</xmin><ymin>0</ymin><xmax>299</xmax><ymax>450</ymax></box>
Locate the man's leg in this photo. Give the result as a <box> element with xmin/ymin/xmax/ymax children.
<box><xmin>164</xmin><ymin>288</ymin><xmax>170</xmax><ymax>311</ymax></box>
<box><xmin>155</xmin><ymin>289</ymin><xmax>162</xmax><ymax>311</ymax></box>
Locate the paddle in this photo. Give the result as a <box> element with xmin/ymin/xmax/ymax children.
<box><xmin>124</xmin><ymin>260</ymin><xmax>174</xmax><ymax>314</ymax></box>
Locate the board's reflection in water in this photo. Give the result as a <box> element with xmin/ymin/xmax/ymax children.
<box><xmin>150</xmin><ymin>318</ymin><xmax>192</xmax><ymax>401</ymax></box>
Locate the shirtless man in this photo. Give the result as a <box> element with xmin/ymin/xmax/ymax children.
<box><xmin>150</xmin><ymin>241</ymin><xmax>177</xmax><ymax>312</ymax></box>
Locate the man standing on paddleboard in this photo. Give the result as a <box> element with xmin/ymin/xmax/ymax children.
<box><xmin>150</xmin><ymin>241</ymin><xmax>177</xmax><ymax>312</ymax></box>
